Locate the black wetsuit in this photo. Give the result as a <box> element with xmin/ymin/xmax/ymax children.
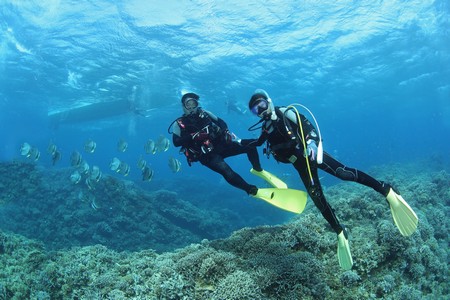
<box><xmin>248</xmin><ymin>106</ymin><xmax>391</xmax><ymax>234</ymax></box>
<box><xmin>172</xmin><ymin>108</ymin><xmax>261</xmax><ymax>194</ymax></box>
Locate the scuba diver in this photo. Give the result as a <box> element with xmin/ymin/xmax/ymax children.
<box><xmin>170</xmin><ymin>92</ymin><xmax>289</xmax><ymax>197</ymax></box>
<box><xmin>245</xmin><ymin>89</ymin><xmax>418</xmax><ymax>270</ymax></box>
<box><xmin>226</xmin><ymin>99</ymin><xmax>247</xmax><ymax>115</ymax></box>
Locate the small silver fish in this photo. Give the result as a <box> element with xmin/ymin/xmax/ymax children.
<box><xmin>118</xmin><ymin>161</ymin><xmax>130</xmax><ymax>176</ymax></box>
<box><xmin>70</xmin><ymin>170</ymin><xmax>82</xmax><ymax>184</ymax></box>
<box><xmin>84</xmin><ymin>139</ymin><xmax>97</xmax><ymax>153</ymax></box>
<box><xmin>28</xmin><ymin>147</ymin><xmax>40</xmax><ymax>161</ymax></box>
<box><xmin>20</xmin><ymin>143</ymin><xmax>40</xmax><ymax>160</ymax></box>
<box><xmin>144</xmin><ymin>139</ymin><xmax>156</xmax><ymax>154</ymax></box>
<box><xmin>20</xmin><ymin>142</ymin><xmax>31</xmax><ymax>156</ymax></box>
<box><xmin>91</xmin><ymin>198</ymin><xmax>99</xmax><ymax>210</ymax></box>
<box><xmin>142</xmin><ymin>166</ymin><xmax>154</xmax><ymax>182</ymax></box>
<box><xmin>78</xmin><ymin>160</ymin><xmax>90</xmax><ymax>174</ymax></box>
<box><xmin>51</xmin><ymin>150</ymin><xmax>61</xmax><ymax>165</ymax></box>
<box><xmin>156</xmin><ymin>135</ymin><xmax>170</xmax><ymax>153</ymax></box>
<box><xmin>110</xmin><ymin>157</ymin><xmax>130</xmax><ymax>176</ymax></box>
<box><xmin>110</xmin><ymin>157</ymin><xmax>121</xmax><ymax>172</ymax></box>
<box><xmin>168</xmin><ymin>157</ymin><xmax>181</xmax><ymax>173</ymax></box>
<box><xmin>137</xmin><ymin>157</ymin><xmax>147</xmax><ymax>171</ymax></box>
<box><xmin>90</xmin><ymin>165</ymin><xmax>102</xmax><ymax>182</ymax></box>
<box><xmin>70</xmin><ymin>151</ymin><xmax>83</xmax><ymax>167</ymax></box>
<box><xmin>117</xmin><ymin>139</ymin><xmax>128</xmax><ymax>152</ymax></box>
<box><xmin>47</xmin><ymin>142</ymin><xmax>57</xmax><ymax>155</ymax></box>
<box><xmin>85</xmin><ymin>177</ymin><xmax>95</xmax><ymax>190</ymax></box>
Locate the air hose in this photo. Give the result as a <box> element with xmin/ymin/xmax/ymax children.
<box><xmin>286</xmin><ymin>104</ymin><xmax>324</xmax><ymax>186</ymax></box>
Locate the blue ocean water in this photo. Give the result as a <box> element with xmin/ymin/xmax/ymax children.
<box><xmin>1</xmin><ymin>2</ymin><xmax>450</xmax><ymax>299</ymax></box>
<box><xmin>0</xmin><ymin>0</ymin><xmax>450</xmax><ymax>178</ymax></box>
<box><xmin>1</xmin><ymin>1</ymin><xmax>449</xmax><ymax>193</ymax></box>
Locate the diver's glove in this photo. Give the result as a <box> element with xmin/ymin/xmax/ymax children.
<box><xmin>233</xmin><ymin>134</ymin><xmax>242</xmax><ymax>145</ymax></box>
<box><xmin>224</xmin><ymin>130</ymin><xmax>241</xmax><ymax>144</ymax></box>
<box><xmin>306</xmin><ymin>139</ymin><xmax>318</xmax><ymax>161</ymax></box>
<box><xmin>192</xmin><ymin>132</ymin><xmax>209</xmax><ymax>141</ymax></box>
<box><xmin>224</xmin><ymin>129</ymin><xmax>233</xmax><ymax>144</ymax></box>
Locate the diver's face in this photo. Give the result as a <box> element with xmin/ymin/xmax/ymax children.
<box><xmin>250</xmin><ymin>98</ymin><xmax>270</xmax><ymax>119</ymax></box>
<box><xmin>183</xmin><ymin>98</ymin><xmax>199</xmax><ymax>114</ymax></box>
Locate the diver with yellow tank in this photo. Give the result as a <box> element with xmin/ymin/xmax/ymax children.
<box><xmin>244</xmin><ymin>89</ymin><xmax>418</xmax><ymax>270</ymax></box>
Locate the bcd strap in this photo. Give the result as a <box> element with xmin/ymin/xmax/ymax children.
<box><xmin>182</xmin><ymin>147</ymin><xmax>199</xmax><ymax>167</ymax></box>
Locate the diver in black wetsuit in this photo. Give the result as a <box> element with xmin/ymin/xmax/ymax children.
<box><xmin>245</xmin><ymin>89</ymin><xmax>418</xmax><ymax>270</ymax></box>
<box><xmin>171</xmin><ymin>92</ymin><xmax>262</xmax><ymax>195</ymax></box>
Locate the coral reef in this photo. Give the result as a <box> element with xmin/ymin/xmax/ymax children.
<box><xmin>0</xmin><ymin>162</ymin><xmax>285</xmax><ymax>252</ymax></box>
<box><xmin>0</xmin><ymin>161</ymin><xmax>448</xmax><ymax>299</ymax></box>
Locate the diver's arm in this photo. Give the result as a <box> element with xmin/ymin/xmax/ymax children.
<box><xmin>203</xmin><ymin>110</ymin><xmax>219</xmax><ymax>121</ymax></box>
<box><xmin>215</xmin><ymin>117</ymin><xmax>228</xmax><ymax>131</ymax></box>
<box><xmin>241</xmin><ymin>130</ymin><xmax>267</xmax><ymax>147</ymax></box>
<box><xmin>204</xmin><ymin>110</ymin><xmax>233</xmax><ymax>143</ymax></box>
<box><xmin>204</xmin><ymin>110</ymin><xmax>228</xmax><ymax>131</ymax></box>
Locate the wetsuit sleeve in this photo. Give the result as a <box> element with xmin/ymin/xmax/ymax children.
<box><xmin>172</xmin><ymin>121</ymin><xmax>192</xmax><ymax>147</ymax></box>
<box><xmin>215</xmin><ymin>117</ymin><xmax>228</xmax><ymax>131</ymax></box>
<box><xmin>204</xmin><ymin>110</ymin><xmax>228</xmax><ymax>131</ymax></box>
<box><xmin>241</xmin><ymin>130</ymin><xmax>268</xmax><ymax>147</ymax></box>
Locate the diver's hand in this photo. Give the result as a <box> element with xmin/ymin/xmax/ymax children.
<box><xmin>224</xmin><ymin>130</ymin><xmax>233</xmax><ymax>144</ymax></box>
<box><xmin>306</xmin><ymin>139</ymin><xmax>318</xmax><ymax>161</ymax></box>
<box><xmin>192</xmin><ymin>132</ymin><xmax>209</xmax><ymax>141</ymax></box>
<box><xmin>225</xmin><ymin>130</ymin><xmax>241</xmax><ymax>144</ymax></box>
<box><xmin>232</xmin><ymin>133</ymin><xmax>242</xmax><ymax>145</ymax></box>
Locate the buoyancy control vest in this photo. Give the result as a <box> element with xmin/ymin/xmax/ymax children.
<box><xmin>263</xmin><ymin>106</ymin><xmax>318</xmax><ymax>163</ymax></box>
<box><xmin>176</xmin><ymin>109</ymin><xmax>224</xmax><ymax>164</ymax></box>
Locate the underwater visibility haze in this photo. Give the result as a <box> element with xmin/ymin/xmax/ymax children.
<box><xmin>0</xmin><ymin>1</ymin><xmax>449</xmax><ymax>299</ymax></box>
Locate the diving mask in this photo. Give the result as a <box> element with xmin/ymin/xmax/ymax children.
<box><xmin>183</xmin><ymin>98</ymin><xmax>199</xmax><ymax>114</ymax></box>
<box><xmin>250</xmin><ymin>98</ymin><xmax>270</xmax><ymax>118</ymax></box>
<box><xmin>184</xmin><ymin>98</ymin><xmax>198</xmax><ymax>109</ymax></box>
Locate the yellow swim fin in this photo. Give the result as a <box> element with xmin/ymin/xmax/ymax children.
<box><xmin>252</xmin><ymin>188</ymin><xmax>307</xmax><ymax>214</ymax></box>
<box><xmin>337</xmin><ymin>230</ymin><xmax>353</xmax><ymax>270</ymax></box>
<box><xmin>386</xmin><ymin>188</ymin><xmax>418</xmax><ymax>236</ymax></box>
<box><xmin>250</xmin><ymin>168</ymin><xmax>288</xmax><ymax>189</ymax></box>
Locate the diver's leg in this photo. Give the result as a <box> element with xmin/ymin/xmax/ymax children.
<box><xmin>319</xmin><ymin>152</ymin><xmax>390</xmax><ymax>196</ymax></box>
<box><xmin>320</xmin><ymin>152</ymin><xmax>418</xmax><ymax>237</ymax></box>
<box><xmin>200</xmin><ymin>153</ymin><xmax>257</xmax><ymax>195</ymax></box>
<box><xmin>221</xmin><ymin>142</ymin><xmax>289</xmax><ymax>188</ymax></box>
<box><xmin>245</xmin><ymin>145</ymin><xmax>262</xmax><ymax>171</ymax></box>
<box><xmin>293</xmin><ymin>154</ymin><xmax>343</xmax><ymax>233</ymax></box>
<box><xmin>293</xmin><ymin>152</ymin><xmax>353</xmax><ymax>270</ymax></box>
<box><xmin>222</xmin><ymin>142</ymin><xmax>262</xmax><ymax>171</ymax></box>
